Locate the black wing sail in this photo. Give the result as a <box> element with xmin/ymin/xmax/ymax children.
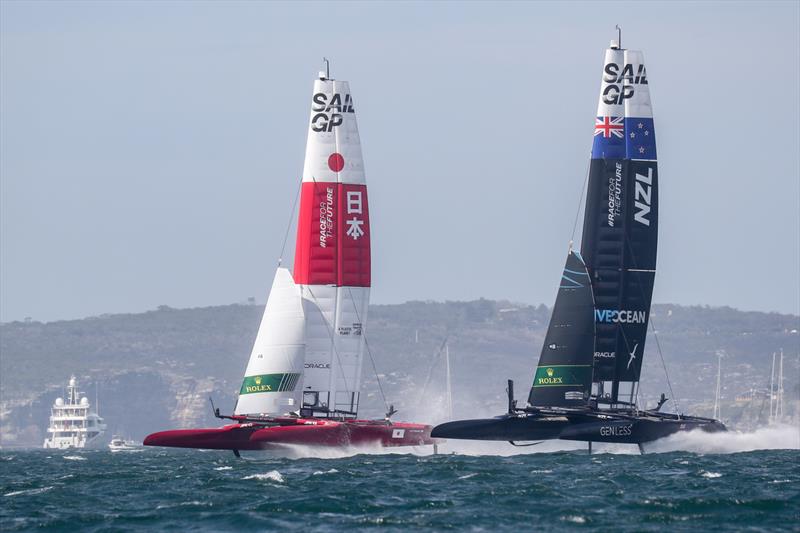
<box><xmin>528</xmin><ymin>251</ymin><xmax>595</xmax><ymax>408</ymax></box>
<box><xmin>581</xmin><ymin>47</ymin><xmax>658</xmax><ymax>403</ymax></box>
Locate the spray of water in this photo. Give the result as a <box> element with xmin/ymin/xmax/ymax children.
<box><xmin>645</xmin><ymin>423</ymin><xmax>800</xmax><ymax>454</ymax></box>
<box><xmin>268</xmin><ymin>423</ymin><xmax>799</xmax><ymax>459</ymax></box>
<box><xmin>239</xmin><ymin>440</ymin><xmax>436</xmax><ymax>460</ymax></box>
<box><xmin>437</xmin><ymin>424</ymin><xmax>800</xmax><ymax>457</ymax></box>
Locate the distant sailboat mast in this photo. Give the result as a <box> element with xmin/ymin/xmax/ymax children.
<box><xmin>713</xmin><ymin>351</ymin><xmax>722</xmax><ymax>421</ymax></box>
<box><xmin>769</xmin><ymin>351</ymin><xmax>776</xmax><ymax>422</ymax></box>
<box><xmin>445</xmin><ymin>343</ymin><xmax>453</xmax><ymax>420</ymax></box>
<box><xmin>777</xmin><ymin>348</ymin><xmax>784</xmax><ymax>421</ymax></box>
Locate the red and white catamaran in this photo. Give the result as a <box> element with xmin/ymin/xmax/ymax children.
<box><xmin>145</xmin><ymin>64</ymin><xmax>436</xmax><ymax>454</ymax></box>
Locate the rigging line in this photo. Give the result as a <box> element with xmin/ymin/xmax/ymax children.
<box><xmin>346</xmin><ymin>287</ymin><xmax>390</xmax><ymax>413</ymax></box>
<box><xmin>419</xmin><ymin>336</ymin><xmax>449</xmax><ymax>401</ymax></box>
<box><xmin>647</xmin><ymin>312</ymin><xmax>680</xmax><ymax>416</ymax></box>
<box><xmin>305</xmin><ymin>286</ymin><xmax>351</xmax><ymax>394</ymax></box>
<box><xmin>570</xmin><ymin>157</ymin><xmax>592</xmax><ymax>244</ymax></box>
<box><xmin>278</xmin><ymin>179</ymin><xmax>303</xmax><ymax>266</ymax></box>
<box><xmin>583</xmin><ymin>254</ymin><xmax>599</xmax><ymax>401</ymax></box>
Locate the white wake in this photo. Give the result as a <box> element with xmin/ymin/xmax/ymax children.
<box><xmin>237</xmin><ymin>424</ymin><xmax>799</xmax><ymax>459</ymax></box>
<box><xmin>645</xmin><ymin>423</ymin><xmax>800</xmax><ymax>454</ymax></box>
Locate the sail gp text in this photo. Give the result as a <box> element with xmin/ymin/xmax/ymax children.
<box><xmin>311</xmin><ymin>92</ymin><xmax>354</xmax><ymax>132</ymax></box>
<box><xmin>601</xmin><ymin>62</ymin><xmax>648</xmax><ymax>105</ymax></box>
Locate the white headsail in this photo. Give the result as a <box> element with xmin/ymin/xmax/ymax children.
<box><xmin>234</xmin><ymin>267</ymin><xmax>305</xmax><ymax>416</ymax></box>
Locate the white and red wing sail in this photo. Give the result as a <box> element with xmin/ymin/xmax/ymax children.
<box><xmin>293</xmin><ymin>78</ymin><xmax>370</xmax><ymax>415</ymax></box>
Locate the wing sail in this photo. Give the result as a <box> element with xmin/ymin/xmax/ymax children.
<box><xmin>581</xmin><ymin>47</ymin><xmax>658</xmax><ymax>400</ymax></box>
<box><xmin>293</xmin><ymin>77</ymin><xmax>370</xmax><ymax>415</ymax></box>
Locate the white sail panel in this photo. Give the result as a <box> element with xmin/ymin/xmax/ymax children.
<box><xmin>332</xmin><ymin>286</ymin><xmax>370</xmax><ymax>412</ymax></box>
<box><xmin>297</xmin><ymin>275</ymin><xmax>371</xmax><ymax>415</ymax></box>
<box><xmin>234</xmin><ymin>268</ymin><xmax>305</xmax><ymax>416</ymax></box>
<box><xmin>303</xmin><ymin>79</ymin><xmax>365</xmax><ymax>185</ymax></box>
<box><xmin>299</xmin><ymin>284</ymin><xmax>337</xmax><ymax>410</ymax></box>
<box><xmin>596</xmin><ymin>48</ymin><xmax>625</xmax><ymax>117</ymax></box>
<box><xmin>622</xmin><ymin>50</ymin><xmax>652</xmax><ymax>119</ymax></box>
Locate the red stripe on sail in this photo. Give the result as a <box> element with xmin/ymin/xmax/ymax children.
<box><xmin>293</xmin><ymin>182</ymin><xmax>370</xmax><ymax>287</ymax></box>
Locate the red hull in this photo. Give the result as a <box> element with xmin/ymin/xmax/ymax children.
<box><xmin>143</xmin><ymin>417</ymin><xmax>437</xmax><ymax>451</ymax></box>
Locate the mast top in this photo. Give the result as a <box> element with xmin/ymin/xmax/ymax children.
<box><xmin>319</xmin><ymin>57</ymin><xmax>331</xmax><ymax>80</ymax></box>
<box><xmin>610</xmin><ymin>25</ymin><xmax>622</xmax><ymax>50</ymax></box>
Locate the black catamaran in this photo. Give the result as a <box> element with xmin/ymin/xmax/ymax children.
<box><xmin>432</xmin><ymin>36</ymin><xmax>725</xmax><ymax>449</ymax></box>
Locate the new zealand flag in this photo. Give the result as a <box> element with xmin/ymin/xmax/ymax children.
<box><xmin>624</xmin><ymin>117</ymin><xmax>657</xmax><ymax>160</ymax></box>
<box><xmin>592</xmin><ymin>116</ymin><xmax>657</xmax><ymax>160</ymax></box>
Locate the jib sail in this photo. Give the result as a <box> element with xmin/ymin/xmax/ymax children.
<box><xmin>580</xmin><ymin>45</ymin><xmax>658</xmax><ymax>402</ymax></box>
<box><xmin>234</xmin><ymin>267</ymin><xmax>305</xmax><ymax>416</ymax></box>
<box><xmin>528</xmin><ymin>251</ymin><xmax>596</xmax><ymax>407</ymax></box>
<box><xmin>293</xmin><ymin>73</ymin><xmax>370</xmax><ymax>416</ymax></box>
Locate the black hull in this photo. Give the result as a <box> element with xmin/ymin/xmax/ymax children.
<box><xmin>432</xmin><ymin>410</ymin><xmax>726</xmax><ymax>445</ymax></box>
<box><xmin>431</xmin><ymin>415</ymin><xmax>569</xmax><ymax>442</ymax></box>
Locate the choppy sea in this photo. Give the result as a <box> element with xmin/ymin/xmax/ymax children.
<box><xmin>2</xmin><ymin>425</ymin><xmax>799</xmax><ymax>532</ymax></box>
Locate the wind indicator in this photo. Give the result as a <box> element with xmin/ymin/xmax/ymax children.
<box><xmin>321</xmin><ymin>57</ymin><xmax>330</xmax><ymax>80</ymax></box>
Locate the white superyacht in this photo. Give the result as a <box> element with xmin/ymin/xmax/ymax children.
<box><xmin>43</xmin><ymin>376</ymin><xmax>106</xmax><ymax>449</ymax></box>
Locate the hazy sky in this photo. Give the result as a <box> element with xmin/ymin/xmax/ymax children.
<box><xmin>1</xmin><ymin>1</ymin><xmax>798</xmax><ymax>322</ymax></box>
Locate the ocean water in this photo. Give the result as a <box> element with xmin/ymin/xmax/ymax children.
<box><xmin>2</xmin><ymin>426</ymin><xmax>799</xmax><ymax>532</ymax></box>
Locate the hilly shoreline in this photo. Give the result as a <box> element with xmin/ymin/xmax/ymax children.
<box><xmin>1</xmin><ymin>300</ymin><xmax>797</xmax><ymax>447</ymax></box>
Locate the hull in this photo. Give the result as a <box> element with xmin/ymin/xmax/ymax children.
<box><xmin>429</xmin><ymin>416</ymin><xmax>569</xmax><ymax>442</ymax></box>
<box><xmin>432</xmin><ymin>410</ymin><xmax>726</xmax><ymax>445</ymax></box>
<box><xmin>109</xmin><ymin>445</ymin><xmax>140</xmax><ymax>452</ymax></box>
<box><xmin>43</xmin><ymin>431</ymin><xmax>105</xmax><ymax>450</ymax></box>
<box><xmin>144</xmin><ymin>418</ymin><xmax>437</xmax><ymax>451</ymax></box>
